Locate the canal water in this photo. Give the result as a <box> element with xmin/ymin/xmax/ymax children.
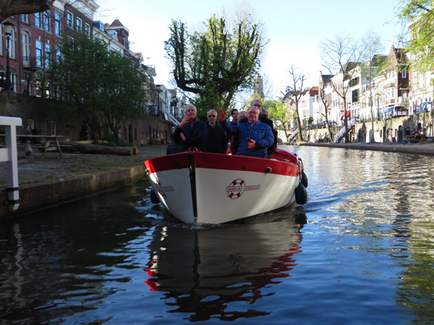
<box><xmin>1</xmin><ymin>145</ymin><xmax>434</xmax><ymax>324</ymax></box>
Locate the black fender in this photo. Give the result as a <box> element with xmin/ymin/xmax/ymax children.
<box><xmin>301</xmin><ymin>171</ymin><xmax>308</xmax><ymax>188</ymax></box>
<box><xmin>150</xmin><ymin>188</ymin><xmax>160</xmax><ymax>203</ymax></box>
<box><xmin>295</xmin><ymin>183</ymin><xmax>308</xmax><ymax>205</ymax></box>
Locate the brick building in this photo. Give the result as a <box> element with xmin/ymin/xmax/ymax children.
<box><xmin>0</xmin><ymin>0</ymin><xmax>98</xmax><ymax>95</ymax></box>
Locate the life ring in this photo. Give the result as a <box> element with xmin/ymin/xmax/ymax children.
<box><xmin>227</xmin><ymin>178</ymin><xmax>245</xmax><ymax>199</ymax></box>
<box><xmin>301</xmin><ymin>171</ymin><xmax>308</xmax><ymax>188</ymax></box>
<box><xmin>295</xmin><ymin>183</ymin><xmax>308</xmax><ymax>205</ymax></box>
<box><xmin>150</xmin><ymin>188</ymin><xmax>160</xmax><ymax>203</ymax></box>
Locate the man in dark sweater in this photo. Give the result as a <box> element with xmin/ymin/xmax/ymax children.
<box><xmin>174</xmin><ymin>104</ymin><xmax>207</xmax><ymax>152</ymax></box>
<box><xmin>205</xmin><ymin>109</ymin><xmax>228</xmax><ymax>154</ymax></box>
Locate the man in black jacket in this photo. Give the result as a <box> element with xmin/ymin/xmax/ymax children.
<box><xmin>205</xmin><ymin>109</ymin><xmax>228</xmax><ymax>154</ymax></box>
<box><xmin>174</xmin><ymin>104</ymin><xmax>207</xmax><ymax>152</ymax></box>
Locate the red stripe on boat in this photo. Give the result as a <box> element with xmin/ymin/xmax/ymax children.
<box><xmin>145</xmin><ymin>150</ymin><xmax>299</xmax><ymax>177</ymax></box>
<box><xmin>144</xmin><ymin>152</ymin><xmax>190</xmax><ymax>174</ymax></box>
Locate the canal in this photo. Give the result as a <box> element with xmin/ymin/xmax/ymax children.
<box><xmin>1</xmin><ymin>145</ymin><xmax>434</xmax><ymax>324</ymax></box>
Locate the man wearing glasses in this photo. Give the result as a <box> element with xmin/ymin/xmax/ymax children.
<box><xmin>217</xmin><ymin>106</ymin><xmax>274</xmax><ymax>158</ymax></box>
<box><xmin>251</xmin><ymin>99</ymin><xmax>278</xmax><ymax>155</ymax></box>
<box><xmin>204</xmin><ymin>109</ymin><xmax>228</xmax><ymax>154</ymax></box>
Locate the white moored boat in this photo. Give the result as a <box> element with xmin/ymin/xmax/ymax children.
<box><xmin>144</xmin><ymin>148</ymin><xmax>308</xmax><ymax>224</ymax></box>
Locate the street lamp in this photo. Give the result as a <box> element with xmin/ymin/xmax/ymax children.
<box><xmin>3</xmin><ymin>21</ymin><xmax>14</xmax><ymax>91</ymax></box>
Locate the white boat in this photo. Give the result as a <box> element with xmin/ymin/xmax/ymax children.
<box><xmin>144</xmin><ymin>148</ymin><xmax>308</xmax><ymax>224</ymax></box>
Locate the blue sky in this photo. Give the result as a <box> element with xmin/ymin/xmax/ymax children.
<box><xmin>96</xmin><ymin>0</ymin><xmax>405</xmax><ymax>100</ymax></box>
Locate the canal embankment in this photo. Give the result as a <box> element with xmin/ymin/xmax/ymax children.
<box><xmin>0</xmin><ymin>145</ymin><xmax>167</xmax><ymax>219</ymax></box>
<box><xmin>297</xmin><ymin>141</ymin><xmax>434</xmax><ymax>155</ymax></box>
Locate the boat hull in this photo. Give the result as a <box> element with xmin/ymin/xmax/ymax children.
<box><xmin>144</xmin><ymin>149</ymin><xmax>304</xmax><ymax>224</ymax></box>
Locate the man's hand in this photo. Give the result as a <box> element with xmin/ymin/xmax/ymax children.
<box><xmin>179</xmin><ymin>115</ymin><xmax>190</xmax><ymax>128</ymax></box>
<box><xmin>217</xmin><ymin>109</ymin><xmax>226</xmax><ymax>122</ymax></box>
<box><xmin>180</xmin><ymin>132</ymin><xmax>186</xmax><ymax>142</ymax></box>
<box><xmin>247</xmin><ymin>139</ymin><xmax>256</xmax><ymax>148</ymax></box>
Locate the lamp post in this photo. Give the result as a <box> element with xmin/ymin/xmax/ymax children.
<box><xmin>3</xmin><ymin>21</ymin><xmax>14</xmax><ymax>92</ymax></box>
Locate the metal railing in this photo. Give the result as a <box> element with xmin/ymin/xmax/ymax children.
<box><xmin>334</xmin><ymin>118</ymin><xmax>356</xmax><ymax>143</ymax></box>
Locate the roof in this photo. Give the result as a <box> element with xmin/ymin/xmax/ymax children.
<box><xmin>110</xmin><ymin>19</ymin><xmax>124</xmax><ymax>27</ymax></box>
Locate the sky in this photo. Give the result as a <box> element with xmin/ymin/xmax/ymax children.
<box><xmin>95</xmin><ymin>0</ymin><xmax>405</xmax><ymax>102</ymax></box>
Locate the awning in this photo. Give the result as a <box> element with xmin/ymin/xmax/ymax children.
<box><xmin>340</xmin><ymin>111</ymin><xmax>351</xmax><ymax>120</ymax></box>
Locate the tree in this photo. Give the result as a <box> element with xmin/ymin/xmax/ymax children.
<box><xmin>0</xmin><ymin>0</ymin><xmax>53</xmax><ymax>22</ymax></box>
<box><xmin>319</xmin><ymin>34</ymin><xmax>366</xmax><ymax>142</ymax></box>
<box><xmin>40</xmin><ymin>33</ymin><xmax>148</xmax><ymax>142</ymax></box>
<box><xmin>267</xmin><ymin>100</ymin><xmax>293</xmax><ymax>140</ymax></box>
<box><xmin>164</xmin><ymin>9</ymin><xmax>265</xmax><ymax>117</ymax></box>
<box><xmin>360</xmin><ymin>32</ymin><xmax>387</xmax><ymax>143</ymax></box>
<box><xmin>282</xmin><ymin>65</ymin><xmax>308</xmax><ymax>142</ymax></box>
<box><xmin>399</xmin><ymin>0</ymin><xmax>434</xmax><ymax>76</ymax></box>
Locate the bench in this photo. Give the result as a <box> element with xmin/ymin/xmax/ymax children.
<box><xmin>0</xmin><ymin>134</ymin><xmax>64</xmax><ymax>159</ymax></box>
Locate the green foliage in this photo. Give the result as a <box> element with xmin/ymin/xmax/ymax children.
<box><xmin>165</xmin><ymin>12</ymin><xmax>265</xmax><ymax>117</ymax></box>
<box><xmin>399</xmin><ymin>0</ymin><xmax>434</xmax><ymax>75</ymax></box>
<box><xmin>39</xmin><ymin>32</ymin><xmax>148</xmax><ymax>142</ymax></box>
<box><xmin>267</xmin><ymin>101</ymin><xmax>290</xmax><ymax>124</ymax></box>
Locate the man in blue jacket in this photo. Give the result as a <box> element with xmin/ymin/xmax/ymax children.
<box><xmin>174</xmin><ymin>104</ymin><xmax>207</xmax><ymax>152</ymax></box>
<box><xmin>217</xmin><ymin>106</ymin><xmax>274</xmax><ymax>158</ymax></box>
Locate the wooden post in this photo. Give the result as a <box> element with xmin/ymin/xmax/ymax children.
<box><xmin>0</xmin><ymin>116</ymin><xmax>22</xmax><ymax>211</ymax></box>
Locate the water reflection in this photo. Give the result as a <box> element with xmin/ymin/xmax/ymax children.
<box><xmin>144</xmin><ymin>213</ymin><xmax>306</xmax><ymax>322</ymax></box>
<box><xmin>3</xmin><ymin>146</ymin><xmax>434</xmax><ymax>324</ymax></box>
<box><xmin>0</xmin><ymin>184</ymin><xmax>156</xmax><ymax>325</ymax></box>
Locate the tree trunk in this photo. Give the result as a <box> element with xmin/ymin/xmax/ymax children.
<box><xmin>343</xmin><ymin>99</ymin><xmax>349</xmax><ymax>142</ymax></box>
<box><xmin>370</xmin><ymin>103</ymin><xmax>375</xmax><ymax>143</ymax></box>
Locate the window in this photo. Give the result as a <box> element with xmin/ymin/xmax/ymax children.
<box><xmin>10</xmin><ymin>73</ymin><xmax>16</xmax><ymax>92</ymax></box>
<box><xmin>36</xmin><ymin>40</ymin><xmax>43</xmax><ymax>67</ymax></box>
<box><xmin>27</xmin><ymin>119</ymin><xmax>35</xmax><ymax>131</ymax></box>
<box><xmin>385</xmin><ymin>87</ymin><xmax>395</xmax><ymax>100</ymax></box>
<box><xmin>352</xmin><ymin>89</ymin><xmax>359</xmax><ymax>103</ymax></box>
<box><xmin>350</xmin><ymin>77</ymin><xmax>359</xmax><ymax>87</ymax></box>
<box><xmin>56</xmin><ymin>48</ymin><xmax>62</xmax><ymax>63</ymax></box>
<box><xmin>45</xmin><ymin>43</ymin><xmax>51</xmax><ymax>68</ymax></box>
<box><xmin>66</xmin><ymin>11</ymin><xmax>73</xmax><ymax>28</ymax></box>
<box><xmin>402</xmin><ymin>68</ymin><xmax>407</xmax><ymax>79</ymax></box>
<box><xmin>76</xmin><ymin>17</ymin><xmax>82</xmax><ymax>33</ymax></box>
<box><xmin>21</xmin><ymin>14</ymin><xmax>29</xmax><ymax>24</ymax></box>
<box><xmin>49</xmin><ymin>121</ymin><xmax>56</xmax><ymax>135</ymax></box>
<box><xmin>8</xmin><ymin>28</ymin><xmax>16</xmax><ymax>59</ymax></box>
<box><xmin>22</xmin><ymin>32</ymin><xmax>31</xmax><ymax>67</ymax></box>
<box><xmin>35</xmin><ymin>12</ymin><xmax>42</xmax><ymax>28</ymax></box>
<box><xmin>44</xmin><ymin>10</ymin><xmax>51</xmax><ymax>32</ymax></box>
<box><xmin>84</xmin><ymin>23</ymin><xmax>91</xmax><ymax>38</ymax></box>
<box><xmin>55</xmin><ymin>11</ymin><xmax>62</xmax><ymax>36</ymax></box>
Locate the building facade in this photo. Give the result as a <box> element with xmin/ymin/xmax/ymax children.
<box><xmin>0</xmin><ymin>0</ymin><xmax>98</xmax><ymax>96</ymax></box>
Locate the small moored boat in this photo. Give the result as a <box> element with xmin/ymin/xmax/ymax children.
<box><xmin>144</xmin><ymin>148</ymin><xmax>307</xmax><ymax>224</ymax></box>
